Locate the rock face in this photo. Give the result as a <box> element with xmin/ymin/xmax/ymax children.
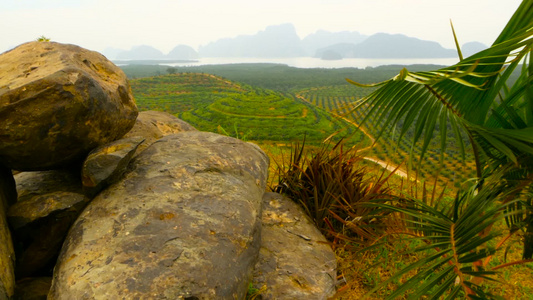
<box><xmin>14</xmin><ymin>277</ymin><xmax>52</xmax><ymax>300</ymax></box>
<box><xmin>7</xmin><ymin>170</ymin><xmax>90</xmax><ymax>278</ymax></box>
<box><xmin>0</xmin><ymin>41</ymin><xmax>138</xmax><ymax>170</ymax></box>
<box><xmin>0</xmin><ymin>165</ymin><xmax>17</xmax><ymax>300</ymax></box>
<box><xmin>49</xmin><ymin>132</ymin><xmax>270</xmax><ymax>299</ymax></box>
<box><xmin>253</xmin><ymin>192</ymin><xmax>337</xmax><ymax>299</ymax></box>
<box><xmin>81</xmin><ymin>136</ymin><xmax>144</xmax><ymax>196</ymax></box>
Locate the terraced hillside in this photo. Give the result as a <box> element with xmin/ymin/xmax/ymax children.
<box><xmin>130</xmin><ymin>73</ymin><xmax>370</xmax><ymax>147</ymax></box>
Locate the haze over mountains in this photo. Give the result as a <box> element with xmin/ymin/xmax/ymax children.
<box><xmin>105</xmin><ymin>23</ymin><xmax>487</xmax><ymax>61</ymax></box>
<box><xmin>115</xmin><ymin>45</ymin><xmax>199</xmax><ymax>60</ymax></box>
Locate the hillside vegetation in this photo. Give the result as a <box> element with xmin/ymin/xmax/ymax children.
<box><xmin>126</xmin><ymin>64</ymin><xmax>482</xmax><ymax>190</ymax></box>
<box><xmin>121</xmin><ymin>63</ymin><xmax>445</xmax><ymax>92</ymax></box>
<box><xmin>297</xmin><ymin>84</ymin><xmax>476</xmax><ymax>189</ymax></box>
<box><xmin>124</xmin><ymin>3</ymin><xmax>533</xmax><ymax>296</ymax></box>
<box><xmin>130</xmin><ymin>73</ymin><xmax>369</xmax><ymax>147</ymax></box>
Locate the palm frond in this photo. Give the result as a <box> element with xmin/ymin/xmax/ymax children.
<box><xmin>451</xmin><ymin>20</ymin><xmax>464</xmax><ymax>61</ymax></box>
<box><xmin>362</xmin><ymin>168</ymin><xmax>530</xmax><ymax>299</ymax></box>
<box><xmin>346</xmin><ymin>1</ymin><xmax>532</xmax><ymax>173</ymax></box>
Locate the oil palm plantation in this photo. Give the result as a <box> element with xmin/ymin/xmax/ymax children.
<box><xmin>348</xmin><ymin>0</ymin><xmax>532</xmax><ymax>298</ymax></box>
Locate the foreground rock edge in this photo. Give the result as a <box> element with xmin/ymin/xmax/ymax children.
<box><xmin>253</xmin><ymin>192</ymin><xmax>337</xmax><ymax>299</ymax></box>
<box><xmin>49</xmin><ymin>131</ymin><xmax>270</xmax><ymax>299</ymax></box>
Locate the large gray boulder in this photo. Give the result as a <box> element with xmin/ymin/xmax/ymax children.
<box><xmin>253</xmin><ymin>192</ymin><xmax>337</xmax><ymax>299</ymax></box>
<box><xmin>49</xmin><ymin>132</ymin><xmax>269</xmax><ymax>299</ymax></box>
<box><xmin>0</xmin><ymin>41</ymin><xmax>138</xmax><ymax>170</ymax></box>
<box><xmin>0</xmin><ymin>165</ymin><xmax>17</xmax><ymax>299</ymax></box>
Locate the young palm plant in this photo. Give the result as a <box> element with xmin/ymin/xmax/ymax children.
<box><xmin>272</xmin><ymin>139</ymin><xmax>397</xmax><ymax>244</ymax></box>
<box><xmin>348</xmin><ymin>18</ymin><xmax>532</xmax><ymax>177</ymax></box>
<box><xmin>363</xmin><ymin>168</ymin><xmax>532</xmax><ymax>299</ymax></box>
<box><xmin>344</xmin><ymin>0</ymin><xmax>533</xmax><ymax>297</ymax></box>
<box><xmin>347</xmin><ymin>0</ymin><xmax>532</xmax><ymax>258</ymax></box>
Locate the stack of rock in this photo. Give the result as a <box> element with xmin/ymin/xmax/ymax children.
<box><xmin>0</xmin><ymin>41</ymin><xmax>336</xmax><ymax>299</ymax></box>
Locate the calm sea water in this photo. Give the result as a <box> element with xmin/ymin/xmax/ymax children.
<box><xmin>164</xmin><ymin>57</ymin><xmax>460</xmax><ymax>69</ymax></box>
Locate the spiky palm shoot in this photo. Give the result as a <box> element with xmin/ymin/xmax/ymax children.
<box><xmin>273</xmin><ymin>139</ymin><xmax>396</xmax><ymax>243</ymax></box>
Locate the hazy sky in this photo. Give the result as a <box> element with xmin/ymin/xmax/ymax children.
<box><xmin>0</xmin><ymin>0</ymin><xmax>523</xmax><ymax>54</ymax></box>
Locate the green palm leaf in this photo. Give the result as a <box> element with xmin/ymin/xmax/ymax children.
<box><xmin>347</xmin><ymin>0</ymin><xmax>532</xmax><ymax>174</ymax></box>
<box><xmin>351</xmin><ymin>3</ymin><xmax>533</xmax><ymax>297</ymax></box>
<box><xmin>362</xmin><ymin>169</ymin><xmax>529</xmax><ymax>299</ymax></box>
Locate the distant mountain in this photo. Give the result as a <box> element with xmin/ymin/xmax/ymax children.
<box><xmin>167</xmin><ymin>45</ymin><xmax>198</xmax><ymax>60</ymax></box>
<box><xmin>106</xmin><ymin>25</ymin><xmax>467</xmax><ymax>60</ymax></box>
<box><xmin>110</xmin><ymin>45</ymin><xmax>198</xmax><ymax>61</ymax></box>
<box><xmin>320</xmin><ymin>50</ymin><xmax>343</xmax><ymax>60</ymax></box>
<box><xmin>116</xmin><ymin>45</ymin><xmax>165</xmax><ymax>60</ymax></box>
<box><xmin>101</xmin><ymin>47</ymin><xmax>125</xmax><ymax>60</ymax></box>
<box><xmin>301</xmin><ymin>30</ymin><xmax>368</xmax><ymax>56</ymax></box>
<box><xmin>316</xmin><ymin>33</ymin><xmax>457</xmax><ymax>59</ymax></box>
<box><xmin>199</xmin><ymin>25</ymin><xmax>368</xmax><ymax>57</ymax></box>
<box><xmin>198</xmin><ymin>23</ymin><xmax>305</xmax><ymax>58</ymax></box>
<box><xmin>461</xmin><ymin>41</ymin><xmax>488</xmax><ymax>57</ymax></box>
<box><xmin>314</xmin><ymin>43</ymin><xmax>358</xmax><ymax>60</ymax></box>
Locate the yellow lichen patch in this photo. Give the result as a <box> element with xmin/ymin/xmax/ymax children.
<box><xmin>100</xmin><ymin>144</ymin><xmax>128</xmax><ymax>155</ymax></box>
<box><xmin>155</xmin><ymin>124</ymin><xmax>181</xmax><ymax>135</ymax></box>
<box><xmin>268</xmin><ymin>199</ymin><xmax>282</xmax><ymax>209</ymax></box>
<box><xmin>262</xmin><ymin>211</ymin><xmax>294</xmax><ymax>225</ymax></box>
<box><xmin>159</xmin><ymin>213</ymin><xmax>175</xmax><ymax>220</ymax></box>
<box><xmin>66</xmin><ymin>254</ymin><xmax>78</xmax><ymax>263</ymax></box>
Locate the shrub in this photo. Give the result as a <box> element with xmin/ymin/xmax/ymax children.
<box><xmin>36</xmin><ymin>35</ymin><xmax>50</xmax><ymax>42</ymax></box>
<box><xmin>272</xmin><ymin>138</ymin><xmax>397</xmax><ymax>245</ymax></box>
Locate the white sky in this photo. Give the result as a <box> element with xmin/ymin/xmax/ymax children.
<box><xmin>0</xmin><ymin>0</ymin><xmax>523</xmax><ymax>54</ymax></box>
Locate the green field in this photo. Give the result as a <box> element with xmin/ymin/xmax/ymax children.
<box><xmin>122</xmin><ymin>63</ymin><xmax>445</xmax><ymax>92</ymax></box>
<box><xmin>126</xmin><ymin>64</ymin><xmax>478</xmax><ymax>189</ymax></box>
<box><xmin>130</xmin><ymin>72</ymin><xmax>369</xmax><ymax>147</ymax></box>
